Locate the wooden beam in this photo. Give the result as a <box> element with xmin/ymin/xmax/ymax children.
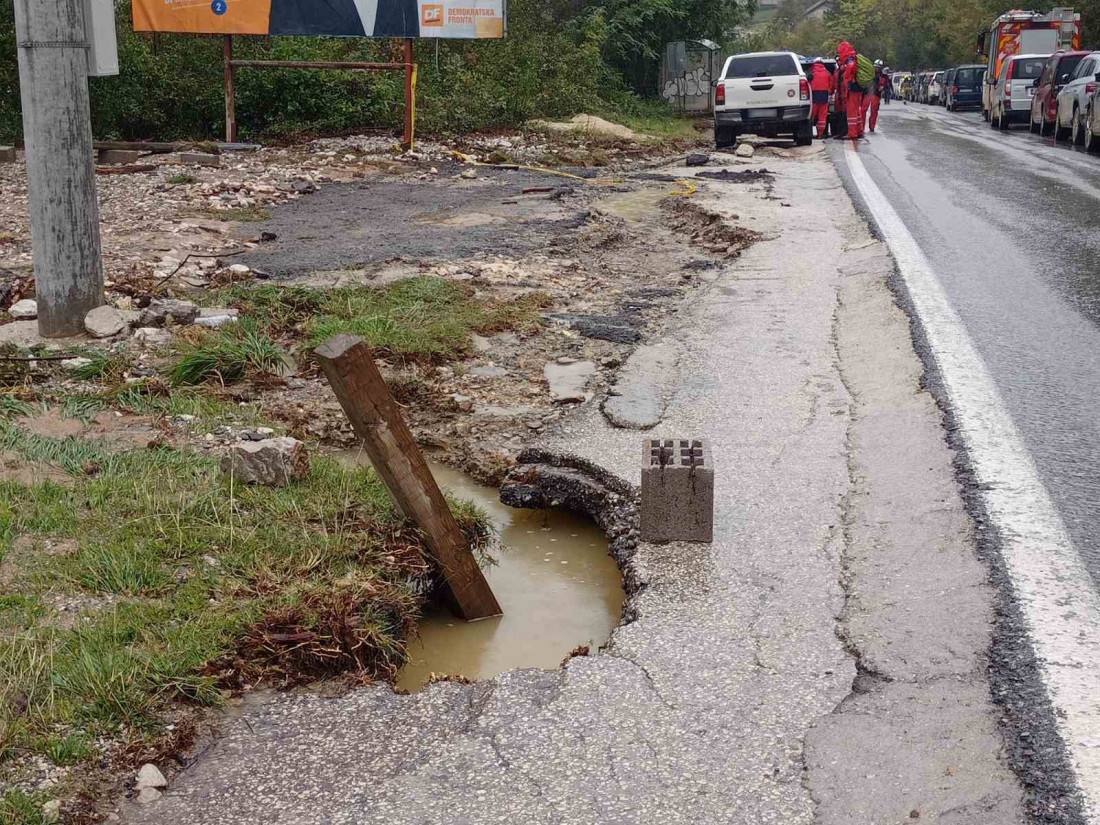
<box><xmin>402</xmin><ymin>39</ymin><xmax>415</xmax><ymax>151</ymax></box>
<box><xmin>314</xmin><ymin>335</ymin><xmax>502</xmax><ymax>622</ymax></box>
<box><xmin>230</xmin><ymin>59</ymin><xmax>405</xmax><ymax>70</ymax></box>
<box><xmin>93</xmin><ymin>140</ymin><xmax>187</xmax><ymax>154</ymax></box>
<box><xmin>223</xmin><ymin>35</ymin><xmax>237</xmax><ymax>144</ymax></box>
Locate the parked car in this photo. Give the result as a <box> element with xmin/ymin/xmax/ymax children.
<box><xmin>1054</xmin><ymin>51</ymin><xmax>1100</xmax><ymax>143</ymax></box>
<box><xmin>945</xmin><ymin>64</ymin><xmax>986</xmax><ymax>110</ymax></box>
<box><xmin>1084</xmin><ymin>83</ymin><xmax>1100</xmax><ymax>151</ymax></box>
<box><xmin>989</xmin><ymin>53</ymin><xmax>1049</xmax><ymax>129</ymax></box>
<box><xmin>714</xmin><ymin>51</ymin><xmax>813</xmax><ymax>149</ymax></box>
<box><xmin>930</xmin><ymin>71</ymin><xmax>946</xmax><ymax>105</ymax></box>
<box><xmin>1029</xmin><ymin>50</ymin><xmax>1087</xmax><ymax>134</ymax></box>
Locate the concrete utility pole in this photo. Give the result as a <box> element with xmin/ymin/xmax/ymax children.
<box><xmin>13</xmin><ymin>0</ymin><xmax>104</xmax><ymax>337</ymax></box>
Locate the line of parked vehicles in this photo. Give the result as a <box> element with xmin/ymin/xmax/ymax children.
<box><xmin>884</xmin><ymin>9</ymin><xmax>1100</xmax><ymax>151</ymax></box>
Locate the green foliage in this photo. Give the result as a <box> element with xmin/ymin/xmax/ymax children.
<box><xmin>0</xmin><ymin>790</ymin><xmax>48</xmax><ymax>825</ymax></box>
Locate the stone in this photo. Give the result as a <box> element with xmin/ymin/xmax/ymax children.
<box><xmin>42</xmin><ymin>800</ymin><xmax>61</xmax><ymax>823</ymax></box>
<box><xmin>133</xmin><ymin>327</ymin><xmax>172</xmax><ymax>345</ymax></box>
<box><xmin>9</xmin><ymin>299</ymin><xmax>37</xmax><ymax>320</ymax></box>
<box><xmin>180</xmin><ymin>152</ymin><xmax>221</xmax><ymax>167</ymax></box>
<box><xmin>61</xmin><ymin>357</ymin><xmax>93</xmax><ymax>371</ymax></box>
<box><xmin>686</xmin><ymin>153</ymin><xmax>710</xmax><ymax>167</ymax></box>
<box><xmin>0</xmin><ymin>145</ymin><xmax>15</xmax><ymax>163</ymax></box>
<box><xmin>221</xmin><ymin>437</ymin><xmax>310</xmax><ymax>486</ymax></box>
<box><xmin>640</xmin><ymin>439</ymin><xmax>714</xmax><ymax>543</ymax></box>
<box><xmin>450</xmin><ymin>393</ymin><xmax>474</xmax><ymax>412</ymax></box>
<box><xmin>136</xmin><ymin>763</ymin><xmax>168</xmax><ymax>790</ymax></box>
<box><xmin>460</xmin><ymin>168</ymin><xmax>478</xmax><ymax>180</ymax></box>
<box><xmin>735</xmin><ymin>143</ymin><xmax>756</xmax><ymax>158</ymax></box>
<box><xmin>544</xmin><ymin>360</ymin><xmax>595</xmax><ymax>403</ymax></box>
<box><xmin>97</xmin><ymin>149</ymin><xmax>143</xmax><ymax>165</ymax></box>
<box><xmin>139</xmin><ymin>299</ymin><xmax>198</xmax><ymax>327</ymax></box>
<box><xmin>84</xmin><ymin>305</ymin><xmax>126</xmax><ymax>338</ymax></box>
<box><xmin>193</xmin><ymin>308</ymin><xmax>239</xmax><ymax>328</ymax></box>
<box><xmin>137</xmin><ymin>788</ymin><xmax>163</xmax><ymax>804</ymax></box>
<box><xmin>228</xmin><ymin>264</ymin><xmax>251</xmax><ymax>275</ymax></box>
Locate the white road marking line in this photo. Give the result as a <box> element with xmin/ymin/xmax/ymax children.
<box><xmin>844</xmin><ymin>140</ymin><xmax>1100</xmax><ymax>820</ymax></box>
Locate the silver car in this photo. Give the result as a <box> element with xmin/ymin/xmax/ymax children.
<box><xmin>1054</xmin><ymin>51</ymin><xmax>1100</xmax><ymax>144</ymax></box>
<box><xmin>990</xmin><ymin>53</ymin><xmax>1049</xmax><ymax>130</ymax></box>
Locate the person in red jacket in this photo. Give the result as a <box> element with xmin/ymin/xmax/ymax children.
<box><xmin>864</xmin><ymin>60</ymin><xmax>888</xmax><ymax>132</ymax></box>
<box><xmin>836</xmin><ymin>41</ymin><xmax>863</xmax><ymax>140</ymax></box>
<box><xmin>809</xmin><ymin>58</ymin><xmax>832</xmax><ymax>138</ymax></box>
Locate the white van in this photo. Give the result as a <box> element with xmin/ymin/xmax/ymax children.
<box><xmin>990</xmin><ymin>53</ymin><xmax>1050</xmax><ymax>129</ymax></box>
<box><xmin>713</xmin><ymin>51</ymin><xmax>813</xmax><ymax>149</ymax></box>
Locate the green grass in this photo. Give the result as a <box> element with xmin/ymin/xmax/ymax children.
<box><xmin>169</xmin><ymin>323</ymin><xmax>284</xmax><ymax>385</ymax></box>
<box><xmin>207</xmin><ymin>276</ymin><xmax>551</xmax><ymax>363</ymax></box>
<box><xmin>167</xmin><ymin>173</ymin><xmax>198</xmax><ymax>185</ymax></box>
<box><xmin>0</xmin><ymin>789</ymin><xmax>48</xmax><ymax>825</ymax></box>
<box><xmin>68</xmin><ymin>351</ymin><xmax>134</xmax><ymax>384</ymax></box>
<box><xmin>0</xmin><ymin>420</ymin><xmax>494</xmax><ymax>771</ymax></box>
<box><xmin>0</xmin><ymin>395</ymin><xmax>31</xmax><ymax>419</ymax></box>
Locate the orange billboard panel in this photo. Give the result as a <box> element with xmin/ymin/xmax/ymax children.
<box><xmin>134</xmin><ymin>0</ymin><xmax>272</xmax><ymax>34</ymax></box>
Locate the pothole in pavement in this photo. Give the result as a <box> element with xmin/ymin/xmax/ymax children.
<box><xmin>335</xmin><ymin>453</ymin><xmax>625</xmax><ymax>692</ymax></box>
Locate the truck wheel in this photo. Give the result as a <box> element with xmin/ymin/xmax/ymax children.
<box><xmin>715</xmin><ymin>126</ymin><xmax>735</xmax><ymax>150</ymax></box>
<box><xmin>793</xmin><ymin>121</ymin><xmax>813</xmax><ymax>147</ymax></box>
<box><xmin>1086</xmin><ymin>109</ymin><xmax>1100</xmax><ymax>152</ymax></box>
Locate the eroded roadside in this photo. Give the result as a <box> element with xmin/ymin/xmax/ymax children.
<box><xmin>3</xmin><ymin>133</ymin><xmax>1026</xmax><ymax>824</ymax></box>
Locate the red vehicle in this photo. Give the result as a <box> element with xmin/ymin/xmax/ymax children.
<box><xmin>1030</xmin><ymin>49</ymin><xmax>1089</xmax><ymax>134</ymax></box>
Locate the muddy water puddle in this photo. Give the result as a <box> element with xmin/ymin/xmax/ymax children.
<box><xmin>335</xmin><ymin>453</ymin><xmax>624</xmax><ymax>691</ymax></box>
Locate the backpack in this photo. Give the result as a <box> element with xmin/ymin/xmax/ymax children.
<box><xmin>855</xmin><ymin>54</ymin><xmax>875</xmax><ymax>90</ymax></box>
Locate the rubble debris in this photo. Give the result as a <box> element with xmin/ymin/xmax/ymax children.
<box><xmin>180</xmin><ymin>153</ymin><xmax>221</xmax><ymax>168</ymax></box>
<box><xmin>0</xmin><ymin>146</ymin><xmax>16</xmax><ymax>163</ymax></box>
<box><xmin>98</xmin><ymin>149</ymin><xmax>144</xmax><ymax>165</ymax></box>
<box><xmin>735</xmin><ymin>143</ymin><xmax>756</xmax><ymax>158</ymax></box>
<box><xmin>686</xmin><ymin>153</ymin><xmax>710</xmax><ymax>167</ymax></box>
<box><xmin>139</xmin><ymin>299</ymin><xmax>199</xmax><ymax>327</ymax></box>
<box><xmin>222</xmin><ymin>437</ymin><xmax>310</xmax><ymax>486</ymax></box>
<box><xmin>136</xmin><ymin>764</ymin><xmax>167</xmax><ymax>790</ymax></box>
<box><xmin>695</xmin><ymin>169</ymin><xmax>774</xmax><ymax>183</ymax></box>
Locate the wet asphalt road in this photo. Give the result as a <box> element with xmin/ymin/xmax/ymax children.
<box><xmin>831</xmin><ymin>101</ymin><xmax>1100</xmax><ymax>587</ymax></box>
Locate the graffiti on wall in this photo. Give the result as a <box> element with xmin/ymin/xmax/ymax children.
<box><xmin>661</xmin><ymin>66</ymin><xmax>712</xmax><ymax>102</ymax></box>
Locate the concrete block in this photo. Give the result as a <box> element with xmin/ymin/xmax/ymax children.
<box><xmin>180</xmin><ymin>152</ymin><xmax>221</xmax><ymax>168</ymax></box>
<box><xmin>640</xmin><ymin>439</ymin><xmax>714</xmax><ymax>543</ymax></box>
<box><xmin>0</xmin><ymin>146</ymin><xmax>15</xmax><ymax>163</ymax></box>
<box><xmin>97</xmin><ymin>148</ymin><xmax>143</xmax><ymax>165</ymax></box>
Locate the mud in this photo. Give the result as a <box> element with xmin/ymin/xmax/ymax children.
<box><xmin>232</xmin><ymin>165</ymin><xmax>589</xmax><ymax>278</ymax></box>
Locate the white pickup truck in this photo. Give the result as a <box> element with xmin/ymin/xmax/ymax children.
<box><xmin>713</xmin><ymin>51</ymin><xmax>813</xmax><ymax>149</ymax></box>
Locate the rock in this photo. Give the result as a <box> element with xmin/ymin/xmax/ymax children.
<box><xmin>0</xmin><ymin>145</ymin><xmax>15</xmax><ymax>163</ymax></box>
<box><xmin>686</xmin><ymin>153</ymin><xmax>710</xmax><ymax>167</ymax></box>
<box><xmin>133</xmin><ymin>327</ymin><xmax>172</xmax><ymax>345</ymax></box>
<box><xmin>139</xmin><ymin>299</ymin><xmax>198</xmax><ymax>327</ymax></box>
<box><xmin>137</xmin><ymin>788</ymin><xmax>163</xmax><ymax>804</ymax></box>
<box><xmin>9</xmin><ymin>299</ymin><xmax>37</xmax><ymax>320</ymax></box>
<box><xmin>544</xmin><ymin>360</ymin><xmax>595</xmax><ymax>403</ymax></box>
<box><xmin>735</xmin><ymin>143</ymin><xmax>756</xmax><ymax>158</ymax></box>
<box><xmin>61</xmin><ymin>357</ymin><xmax>93</xmax><ymax>371</ymax></box>
<box><xmin>221</xmin><ymin>437</ymin><xmax>310</xmax><ymax>486</ymax></box>
<box><xmin>193</xmin><ymin>313</ymin><xmax>239</xmax><ymax>328</ymax></box>
<box><xmin>450</xmin><ymin>393</ymin><xmax>474</xmax><ymax>412</ymax></box>
<box><xmin>84</xmin><ymin>305</ymin><xmax>126</xmax><ymax>338</ymax></box>
<box><xmin>136</xmin><ymin>763</ymin><xmax>168</xmax><ymax>790</ymax></box>
<box><xmin>98</xmin><ymin>149</ymin><xmax>143</xmax><ymax>165</ymax></box>
<box><xmin>228</xmin><ymin>264</ymin><xmax>251</xmax><ymax>275</ymax></box>
<box><xmin>180</xmin><ymin>152</ymin><xmax>220</xmax><ymax>167</ymax></box>
<box><xmin>42</xmin><ymin>800</ymin><xmax>61</xmax><ymax>823</ymax></box>
<box><xmin>460</xmin><ymin>168</ymin><xmax>478</xmax><ymax>180</ymax></box>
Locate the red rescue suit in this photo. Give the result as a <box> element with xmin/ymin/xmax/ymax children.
<box><xmin>868</xmin><ymin>72</ymin><xmax>887</xmax><ymax>131</ymax></box>
<box><xmin>809</xmin><ymin>61</ymin><xmax>832</xmax><ymax>137</ymax></box>
<box><xmin>837</xmin><ymin>42</ymin><xmax>863</xmax><ymax>139</ymax></box>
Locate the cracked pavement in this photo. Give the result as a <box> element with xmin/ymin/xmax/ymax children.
<box><xmin>127</xmin><ymin>146</ymin><xmax>1022</xmax><ymax>824</ymax></box>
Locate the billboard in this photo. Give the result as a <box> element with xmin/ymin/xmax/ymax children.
<box><xmin>132</xmin><ymin>0</ymin><xmax>506</xmax><ymax>38</ymax></box>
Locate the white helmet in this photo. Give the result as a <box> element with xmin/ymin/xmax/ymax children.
<box><xmin>874</xmin><ymin>59</ymin><xmax>884</xmax><ymax>67</ymax></box>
